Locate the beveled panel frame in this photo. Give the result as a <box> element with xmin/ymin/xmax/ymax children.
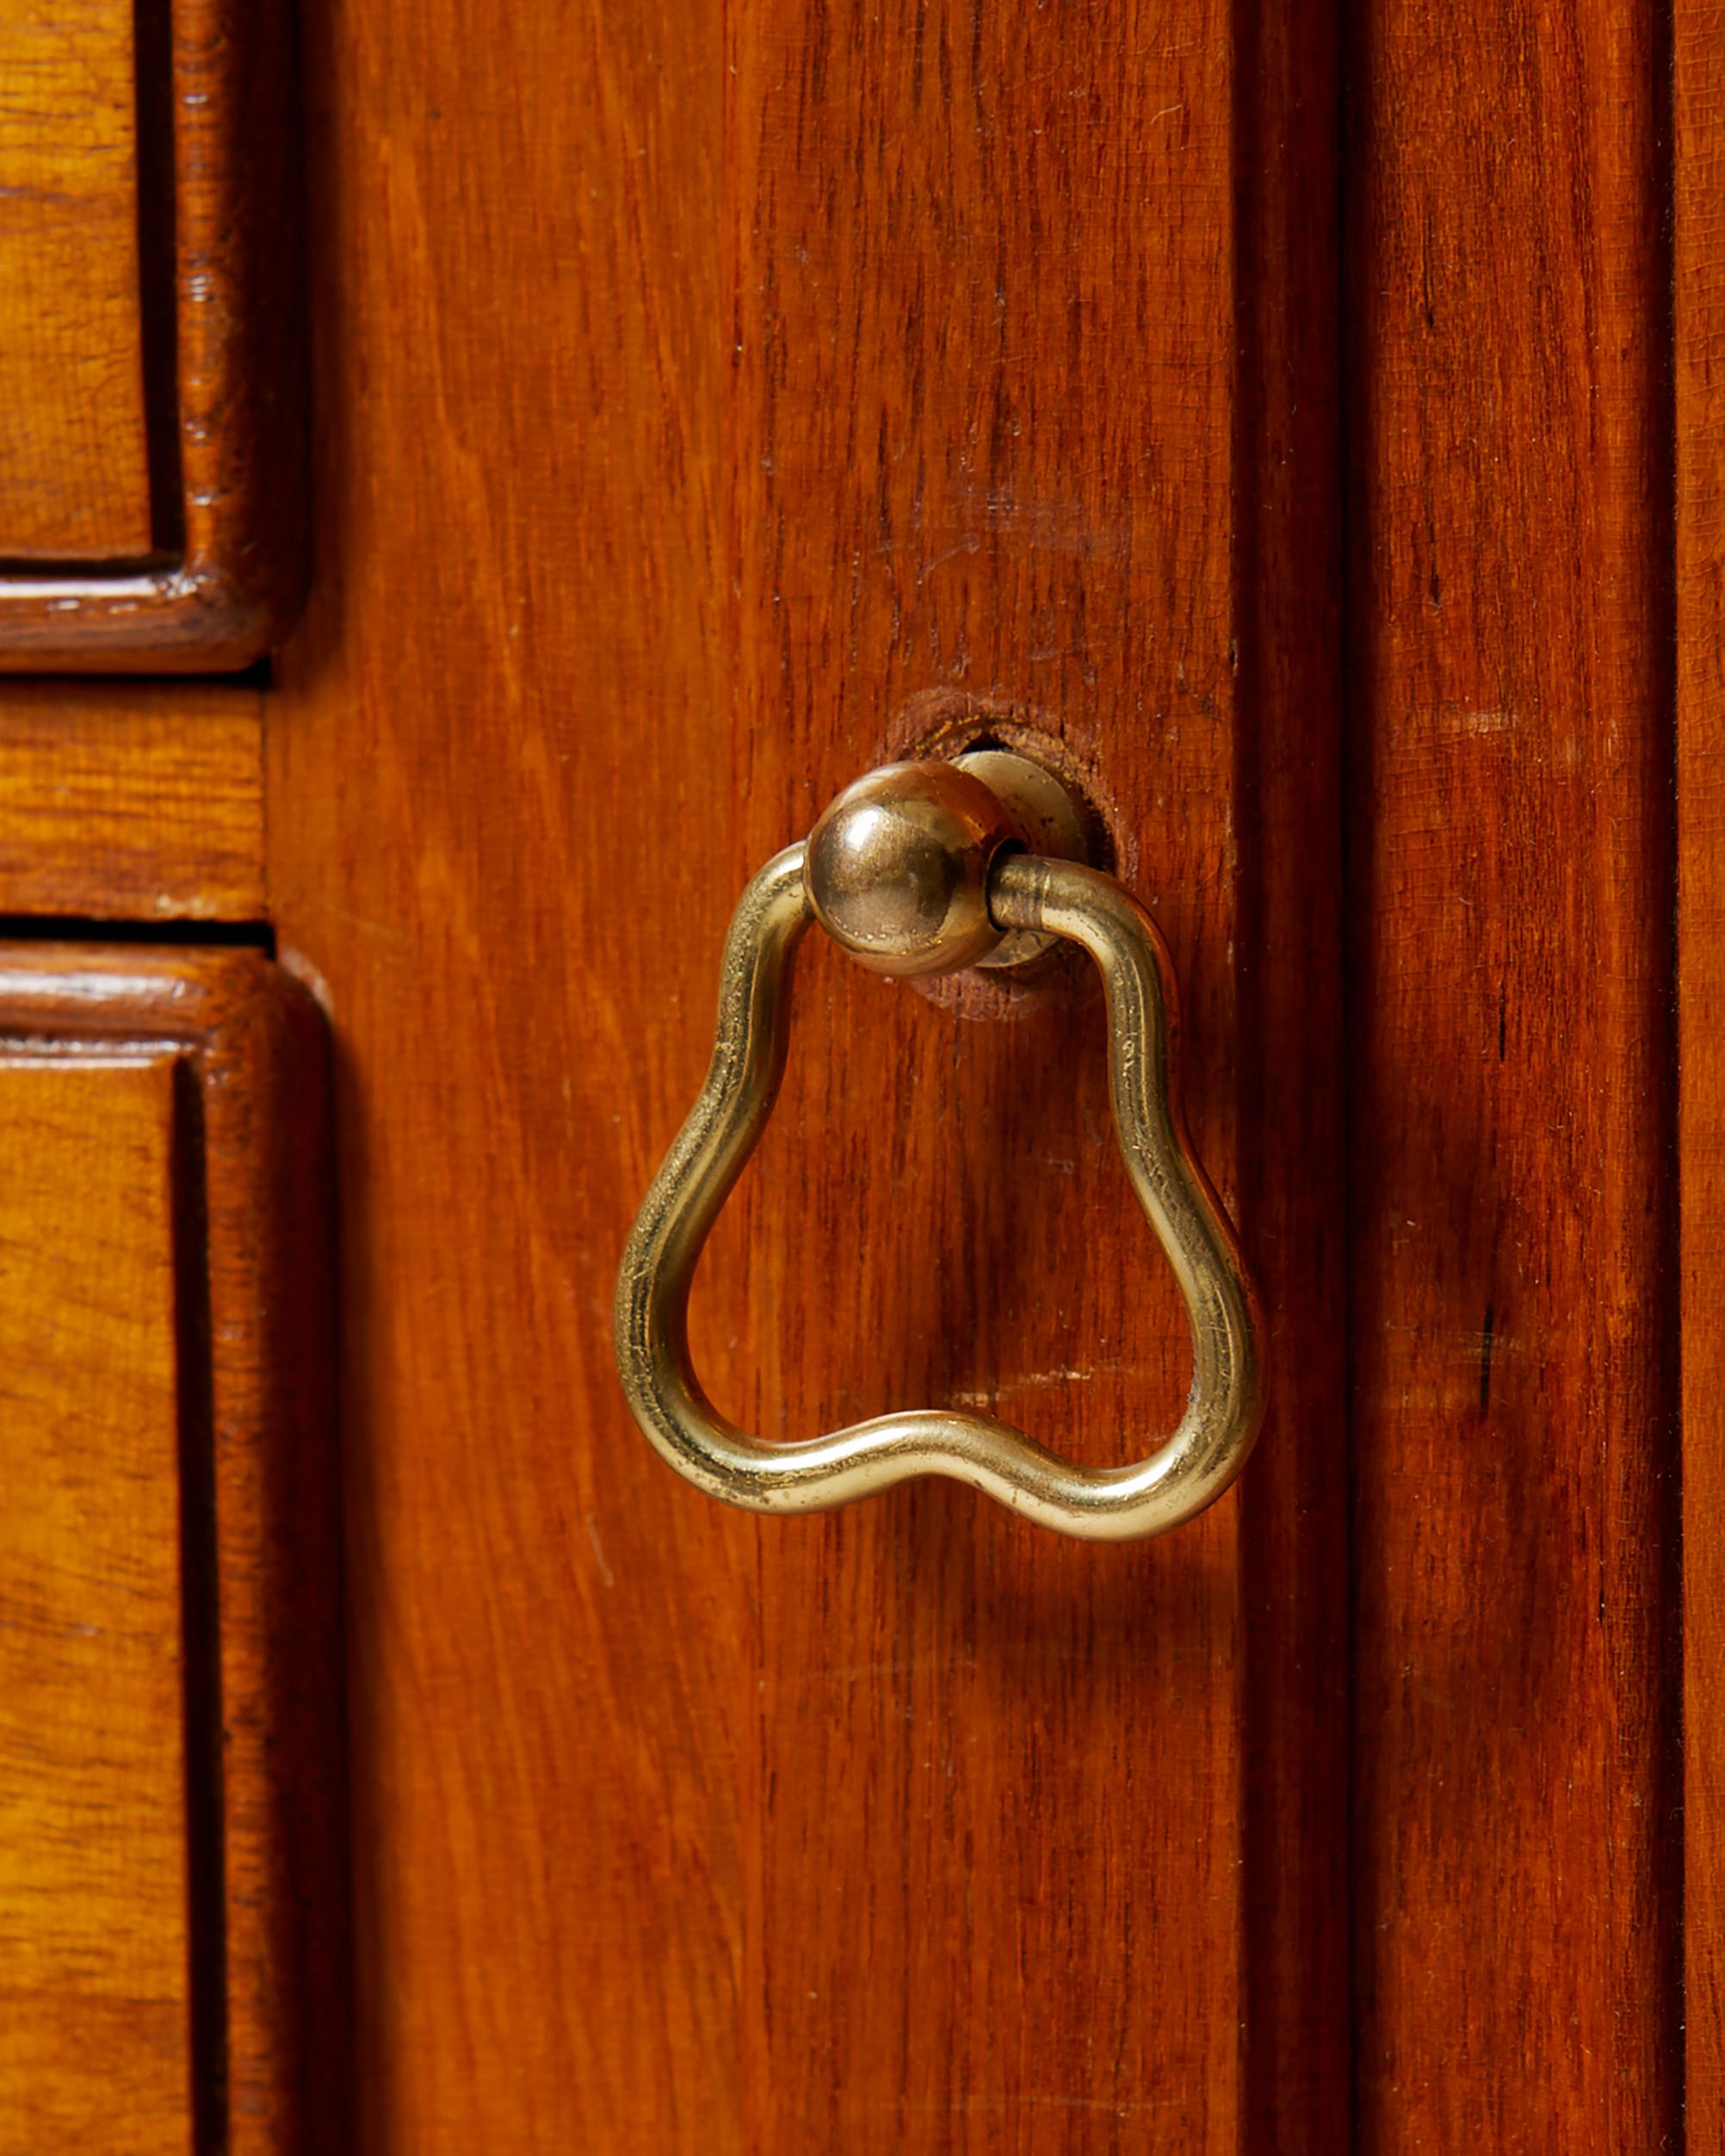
<box><xmin>0</xmin><ymin>1</ymin><xmax>306</xmax><ymax>670</ymax></box>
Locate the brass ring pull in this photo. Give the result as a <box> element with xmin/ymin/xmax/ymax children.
<box><xmin>614</xmin><ymin>757</ymin><xmax>1266</xmax><ymax>1541</ymax></box>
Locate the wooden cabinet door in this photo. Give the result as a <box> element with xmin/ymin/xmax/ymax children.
<box><xmin>263</xmin><ymin>0</ymin><xmax>1688</xmax><ymax>2143</ymax></box>
<box><xmin>255</xmin><ymin>0</ymin><xmax>1693</xmax><ymax>2134</ymax></box>
<box><xmin>1</xmin><ymin>0</ymin><xmax>1716</xmax><ymax>2146</ymax></box>
<box><xmin>263</xmin><ymin>0</ymin><xmax>1348</xmax><ymax>2147</ymax></box>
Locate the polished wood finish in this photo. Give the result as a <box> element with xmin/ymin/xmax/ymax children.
<box><xmin>0</xmin><ymin>0</ymin><xmax>152</xmax><ymax>559</ymax></box>
<box><xmin>1678</xmin><ymin>1</ymin><xmax>1725</xmax><ymax>2135</ymax></box>
<box><xmin>0</xmin><ymin>0</ymin><xmax>305</xmax><ymax>670</ymax></box>
<box><xmin>267</xmin><ymin>0</ymin><xmax>1345</xmax><ymax>2145</ymax></box>
<box><xmin>0</xmin><ymin>0</ymin><xmax>1707</xmax><ymax>2142</ymax></box>
<box><xmin>0</xmin><ymin>950</ymin><xmax>346</xmax><ymax>2152</ymax></box>
<box><xmin>0</xmin><ymin>682</ymin><xmax>264</xmax><ymax>919</ymax></box>
<box><xmin>0</xmin><ymin>1055</ymin><xmax>195</xmax><ymax>2151</ymax></box>
<box><xmin>1347</xmin><ymin>0</ymin><xmax>1679</xmax><ymax>2142</ymax></box>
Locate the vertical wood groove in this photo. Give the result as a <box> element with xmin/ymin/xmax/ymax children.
<box><xmin>1678</xmin><ymin>0</ymin><xmax>1725</xmax><ymax>2137</ymax></box>
<box><xmin>168</xmin><ymin>1055</ymin><xmax>229</xmax><ymax>2153</ymax></box>
<box><xmin>1233</xmin><ymin>0</ymin><xmax>1349</xmax><ymax>2144</ymax></box>
<box><xmin>270</xmin><ymin>0</ymin><xmax>1348</xmax><ymax>2142</ymax></box>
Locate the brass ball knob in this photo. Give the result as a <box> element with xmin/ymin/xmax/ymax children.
<box><xmin>805</xmin><ymin>762</ymin><xmax>1020</xmax><ymax>976</ymax></box>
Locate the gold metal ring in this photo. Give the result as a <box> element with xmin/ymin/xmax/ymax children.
<box><xmin>614</xmin><ymin>771</ymin><xmax>1265</xmax><ymax>1542</ymax></box>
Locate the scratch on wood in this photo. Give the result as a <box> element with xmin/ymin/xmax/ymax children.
<box><xmin>584</xmin><ymin>1513</ymin><xmax>615</xmax><ymax>1589</ymax></box>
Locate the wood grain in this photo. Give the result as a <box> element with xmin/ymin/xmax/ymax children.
<box><xmin>0</xmin><ymin>0</ymin><xmax>306</xmax><ymax>669</ymax></box>
<box><xmin>723</xmin><ymin>3</ymin><xmax>1346</xmax><ymax>2147</ymax></box>
<box><xmin>0</xmin><ymin>0</ymin><xmax>152</xmax><ymax>559</ymax></box>
<box><xmin>1677</xmin><ymin>0</ymin><xmax>1725</xmax><ymax>2135</ymax></box>
<box><xmin>0</xmin><ymin>681</ymin><xmax>264</xmax><ymax>919</ymax></box>
<box><xmin>267</xmin><ymin>0</ymin><xmax>1344</xmax><ymax>2147</ymax></box>
<box><xmin>0</xmin><ymin>1054</ymin><xmax>194</xmax><ymax>2153</ymax></box>
<box><xmin>0</xmin><ymin>949</ymin><xmax>346</xmax><ymax>2153</ymax></box>
<box><xmin>1346</xmin><ymin>0</ymin><xmax>1680</xmax><ymax>2141</ymax></box>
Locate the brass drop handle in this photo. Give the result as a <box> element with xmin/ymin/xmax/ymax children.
<box><xmin>613</xmin><ymin>754</ymin><xmax>1266</xmax><ymax>1542</ymax></box>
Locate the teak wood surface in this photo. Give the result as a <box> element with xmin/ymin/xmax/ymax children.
<box><xmin>0</xmin><ymin>0</ymin><xmax>153</xmax><ymax>559</ymax></box>
<box><xmin>1347</xmin><ymin>0</ymin><xmax>1681</xmax><ymax>2142</ymax></box>
<box><xmin>0</xmin><ymin>1053</ymin><xmax>195</xmax><ymax>2151</ymax></box>
<box><xmin>0</xmin><ymin>0</ymin><xmax>1713</xmax><ymax>2146</ymax></box>
<box><xmin>0</xmin><ymin>0</ymin><xmax>305</xmax><ymax>668</ymax></box>
<box><xmin>0</xmin><ymin>680</ymin><xmax>264</xmax><ymax>919</ymax></box>
<box><xmin>263</xmin><ymin>0</ymin><xmax>1346</xmax><ymax>2146</ymax></box>
<box><xmin>0</xmin><ymin>952</ymin><xmax>347</xmax><ymax>2153</ymax></box>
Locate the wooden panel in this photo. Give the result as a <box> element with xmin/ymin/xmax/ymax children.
<box><xmin>0</xmin><ymin>1054</ymin><xmax>192</xmax><ymax>2152</ymax></box>
<box><xmin>0</xmin><ymin>0</ymin><xmax>305</xmax><ymax>670</ymax></box>
<box><xmin>0</xmin><ymin>682</ymin><xmax>264</xmax><ymax>920</ymax></box>
<box><xmin>0</xmin><ymin>0</ymin><xmax>151</xmax><ymax>558</ymax></box>
<box><xmin>722</xmin><ymin>5</ymin><xmax>1346</xmax><ymax>2148</ymax></box>
<box><xmin>1347</xmin><ymin>0</ymin><xmax>1679</xmax><ymax>2143</ymax></box>
<box><xmin>0</xmin><ymin>950</ymin><xmax>346</xmax><ymax>2153</ymax></box>
<box><xmin>724</xmin><ymin>0</ymin><xmax>1248</xmax><ymax>2128</ymax></box>
<box><xmin>1677</xmin><ymin>0</ymin><xmax>1725</xmax><ymax>2136</ymax></box>
<box><xmin>267</xmin><ymin>0</ymin><xmax>1344</xmax><ymax>2148</ymax></box>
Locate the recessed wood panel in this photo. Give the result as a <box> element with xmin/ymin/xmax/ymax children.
<box><xmin>0</xmin><ymin>950</ymin><xmax>346</xmax><ymax>2153</ymax></box>
<box><xmin>0</xmin><ymin>0</ymin><xmax>305</xmax><ymax>670</ymax></box>
<box><xmin>0</xmin><ymin>1053</ymin><xmax>193</xmax><ymax>2152</ymax></box>
<box><xmin>0</xmin><ymin>0</ymin><xmax>152</xmax><ymax>559</ymax></box>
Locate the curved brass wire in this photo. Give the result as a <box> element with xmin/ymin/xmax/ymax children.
<box><xmin>613</xmin><ymin>844</ymin><xmax>1265</xmax><ymax>1541</ymax></box>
